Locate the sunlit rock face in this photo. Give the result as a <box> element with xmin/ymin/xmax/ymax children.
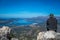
<box><xmin>11</xmin><ymin>38</ymin><xmax>18</xmax><ymax>40</ymax></box>
<box><xmin>0</xmin><ymin>26</ymin><xmax>11</xmax><ymax>36</ymax></box>
<box><xmin>37</xmin><ymin>32</ymin><xmax>45</xmax><ymax>40</ymax></box>
<box><xmin>37</xmin><ymin>30</ymin><xmax>60</xmax><ymax>40</ymax></box>
<box><xmin>0</xmin><ymin>26</ymin><xmax>18</xmax><ymax>40</ymax></box>
<box><xmin>44</xmin><ymin>31</ymin><xmax>56</xmax><ymax>39</ymax></box>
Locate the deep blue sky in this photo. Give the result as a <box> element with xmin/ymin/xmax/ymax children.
<box><xmin>0</xmin><ymin>0</ymin><xmax>60</xmax><ymax>18</ymax></box>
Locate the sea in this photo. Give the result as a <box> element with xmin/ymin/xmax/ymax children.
<box><xmin>0</xmin><ymin>17</ymin><xmax>60</xmax><ymax>27</ymax></box>
<box><xmin>0</xmin><ymin>18</ymin><xmax>34</xmax><ymax>26</ymax></box>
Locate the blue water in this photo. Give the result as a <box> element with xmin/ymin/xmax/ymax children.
<box><xmin>8</xmin><ymin>19</ymin><xmax>33</xmax><ymax>26</ymax></box>
<box><xmin>0</xmin><ymin>18</ymin><xmax>46</xmax><ymax>26</ymax></box>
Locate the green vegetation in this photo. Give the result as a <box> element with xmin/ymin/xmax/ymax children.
<box><xmin>12</xmin><ymin>25</ymin><xmax>46</xmax><ymax>40</ymax></box>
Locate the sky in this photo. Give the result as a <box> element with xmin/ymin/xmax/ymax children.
<box><xmin>0</xmin><ymin>0</ymin><xmax>60</xmax><ymax>18</ymax></box>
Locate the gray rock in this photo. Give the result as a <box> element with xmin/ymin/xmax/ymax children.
<box><xmin>37</xmin><ymin>30</ymin><xmax>60</xmax><ymax>40</ymax></box>
<box><xmin>11</xmin><ymin>38</ymin><xmax>18</xmax><ymax>40</ymax></box>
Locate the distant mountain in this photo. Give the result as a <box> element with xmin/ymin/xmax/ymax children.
<box><xmin>0</xmin><ymin>16</ymin><xmax>60</xmax><ymax>26</ymax></box>
<box><xmin>26</xmin><ymin>16</ymin><xmax>60</xmax><ymax>23</ymax></box>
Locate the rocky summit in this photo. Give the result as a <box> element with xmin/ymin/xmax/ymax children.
<box><xmin>37</xmin><ymin>30</ymin><xmax>60</xmax><ymax>40</ymax></box>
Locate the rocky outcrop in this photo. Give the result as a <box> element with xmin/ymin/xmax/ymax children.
<box><xmin>0</xmin><ymin>26</ymin><xmax>11</xmax><ymax>36</ymax></box>
<box><xmin>0</xmin><ymin>26</ymin><xmax>18</xmax><ymax>40</ymax></box>
<box><xmin>37</xmin><ymin>30</ymin><xmax>60</xmax><ymax>40</ymax></box>
<box><xmin>11</xmin><ymin>38</ymin><xmax>18</xmax><ymax>40</ymax></box>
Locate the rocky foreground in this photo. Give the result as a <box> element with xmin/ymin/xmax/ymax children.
<box><xmin>0</xmin><ymin>26</ymin><xmax>60</xmax><ymax>40</ymax></box>
<box><xmin>0</xmin><ymin>26</ymin><xmax>18</xmax><ymax>40</ymax></box>
<box><xmin>37</xmin><ymin>30</ymin><xmax>60</xmax><ymax>40</ymax></box>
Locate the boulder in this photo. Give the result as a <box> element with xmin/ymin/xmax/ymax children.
<box><xmin>11</xmin><ymin>38</ymin><xmax>18</xmax><ymax>40</ymax></box>
<box><xmin>0</xmin><ymin>26</ymin><xmax>11</xmax><ymax>36</ymax></box>
<box><xmin>37</xmin><ymin>30</ymin><xmax>60</xmax><ymax>40</ymax></box>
